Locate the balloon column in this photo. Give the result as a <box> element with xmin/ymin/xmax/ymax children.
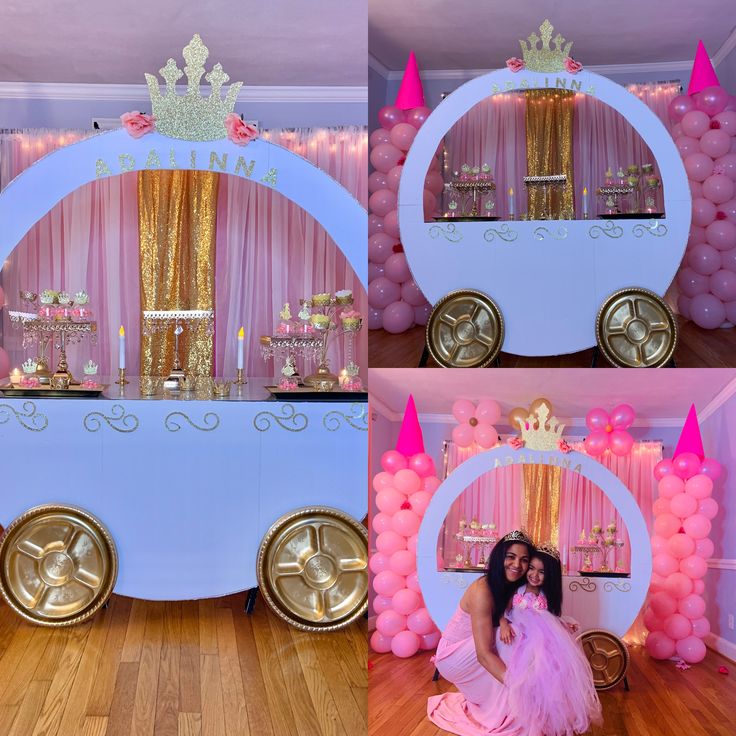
<box><xmin>368</xmin><ymin>51</ymin><xmax>437</xmax><ymax>333</ymax></box>
<box><xmin>451</xmin><ymin>398</ymin><xmax>502</xmax><ymax>449</ymax></box>
<box><xmin>583</xmin><ymin>404</ymin><xmax>636</xmax><ymax>457</ymax></box>
<box><xmin>644</xmin><ymin>404</ymin><xmax>720</xmax><ymax>664</ymax></box>
<box><xmin>370</xmin><ymin>395</ymin><xmax>441</xmax><ymax>657</ymax></box>
<box><xmin>670</xmin><ymin>42</ymin><xmax>736</xmax><ymax>328</ymax></box>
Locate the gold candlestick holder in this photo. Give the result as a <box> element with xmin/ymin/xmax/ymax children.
<box><xmin>235</xmin><ymin>368</ymin><xmax>245</xmax><ymax>385</ymax></box>
<box><xmin>115</xmin><ymin>368</ymin><xmax>128</xmax><ymax>385</ymax></box>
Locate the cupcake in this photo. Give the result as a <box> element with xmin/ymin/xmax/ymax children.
<box><xmin>340</xmin><ymin>310</ymin><xmax>362</xmax><ymax>331</ymax></box>
<box><xmin>310</xmin><ymin>314</ymin><xmax>331</xmax><ymax>330</ymax></box>
<box><xmin>335</xmin><ymin>289</ymin><xmax>353</xmax><ymax>305</ymax></box>
<box><xmin>312</xmin><ymin>292</ymin><xmax>332</xmax><ymax>307</ymax></box>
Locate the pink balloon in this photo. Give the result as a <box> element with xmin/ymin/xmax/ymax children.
<box><xmin>652</xmin><ymin>497</ymin><xmax>671</xmax><ymax>516</ymax></box>
<box><xmin>689</xmin><ymin>226</ymin><xmax>708</xmax><ymax>247</ymax></box>
<box><xmin>670</xmin><ymin>492</ymin><xmax>698</xmax><ymax>518</ymax></box>
<box><xmin>382</xmin><ymin>300</ymin><xmax>415</xmax><ymax>334</ymax></box>
<box><xmin>373</xmin><ymin>472</ymin><xmax>395</xmax><ymax>492</ymax></box>
<box><xmin>407</xmin><ymin>533</ymin><xmax>418</xmax><ymax>554</ymax></box>
<box><xmin>653</xmin><ymin>553</ymin><xmax>679</xmax><ymax>577</ymax></box>
<box><xmin>685</xmin><ymin>152</ymin><xmax>715</xmax><ymax>182</ymax></box>
<box><xmin>370</xmin><ymin>630</ymin><xmax>393</xmax><ymax>653</ymax></box>
<box><xmin>392</xmin><ymin>509</ymin><xmax>421</xmax><ymax>537</ymax></box>
<box><xmin>694</xmin><ymin>536</ymin><xmax>715</xmax><ymax>559</ymax></box>
<box><xmin>683</xmin><ymin>514</ymin><xmax>711</xmax><ymax>539</ymax></box>
<box><xmin>378</xmin><ymin>105</ymin><xmax>404</xmax><ymax>130</ymax></box>
<box><xmin>401</xmin><ymin>279</ymin><xmax>427</xmax><ymax>307</ymax></box>
<box><xmin>664</xmin><ymin>612</ymin><xmax>693</xmax><ymax>640</ymax></box>
<box><xmin>679</xmin><ymin>593</ymin><xmax>706</xmax><ymax>620</ymax></box>
<box><xmin>610</xmin><ymin>403</ymin><xmax>635</xmax><ymax>429</ymax></box>
<box><xmin>676</xmin><ymin>135</ymin><xmax>700</xmax><ymax>157</ymax></box>
<box><xmin>710</xmin><ymin>269</ymin><xmax>736</xmax><ymax>301</ymax></box>
<box><xmin>689</xmin><ymin>243</ymin><xmax>722</xmax><ymax>275</ymax></box>
<box><xmin>609</xmin><ymin>430</ymin><xmax>633</xmax><ymax>456</ymax></box>
<box><xmin>654</xmin><ymin>458</ymin><xmax>675</xmax><ymax>480</ymax></box>
<box><xmin>650</xmin><ymin>590</ymin><xmax>678</xmax><ymax>618</ymax></box>
<box><xmin>370</xmin><ymin>143</ymin><xmax>403</xmax><ymax>174</ymax></box>
<box><xmin>691</xmin><ymin>616</ymin><xmax>710</xmax><ymax>639</ymax></box>
<box><xmin>376</xmin><ymin>609</ymin><xmax>407</xmax><ymax>636</ymax></box>
<box><xmin>371</xmin><ymin>512</ymin><xmax>393</xmax><ymax>535</ymax></box>
<box><xmin>368</xmin><ymin>213</ymin><xmax>384</xmax><ymax>236</ymax></box>
<box><xmin>692</xmin><ymin>197</ymin><xmax>717</xmax><ymax>227</ymax></box>
<box><xmin>392</xmin><ymin>588</ymin><xmax>421</xmax><ymax>615</ymax></box>
<box><xmin>653</xmin><ymin>513</ymin><xmax>681</xmax><ymax>539</ymax></box>
<box><xmin>383</xmin><ymin>253</ymin><xmax>411</xmax><ymax>284</ymax></box>
<box><xmin>452</xmin><ymin>399</ymin><xmax>476</xmax><ymax>423</ymax></box>
<box><xmin>672</xmin><ymin>122</ymin><xmax>684</xmax><ymax>138</ymax></box>
<box><xmin>697</xmin><ymin>496</ymin><xmax>718</xmax><ymax>520</ymax></box>
<box><xmin>695</xmin><ymin>85</ymin><xmax>730</xmax><ymax>116</ymax></box>
<box><xmin>383</xmin><ymin>209</ymin><xmax>401</xmax><ymax>238</ymax></box>
<box><xmin>643</xmin><ymin>607</ymin><xmax>664</xmax><ymax>632</ymax></box>
<box><xmin>394</xmin><ymin>468</ymin><xmax>421</xmax><ymax>494</ymax></box>
<box><xmin>369</xmin><ymin>233</ymin><xmax>398</xmax><ymax>264</ymax></box>
<box><xmin>425</xmin><ymin>171</ymin><xmax>445</xmax><ymax>196</ymax></box>
<box><xmin>692</xmin><ymin>579</ymin><xmax>706</xmax><ymax>595</ymax></box>
<box><xmin>681</xmin><ymin>109</ymin><xmax>711</xmax><ymax>138</ymax></box>
<box><xmin>722</xmin><ymin>246</ymin><xmax>736</xmax><ymax>272</ymax></box>
<box><xmin>678</xmin><ymin>295</ymin><xmax>692</xmax><ymax>319</ymax></box>
<box><xmin>585</xmin><ymin>407</ymin><xmax>610</xmax><ymax>432</ymax></box>
<box><xmin>714</xmin><ymin>109</ymin><xmax>736</xmax><ymax>134</ymax></box>
<box><xmin>368</xmin><ymin>307</ymin><xmax>384</xmax><ymax>330</ymax></box>
<box><xmin>680</xmin><ymin>554</ymin><xmax>708</xmax><ymax>579</ymax></box>
<box><xmin>373</xmin><ymin>571</ymin><xmax>406</xmax><ymax>598</ymax></box>
<box><xmin>385</xmin><ymin>165</ymin><xmax>403</xmax><ymax>193</ymax></box>
<box><xmin>391</xmin><ymin>630</ymin><xmax>421</xmax><ymax>658</ymax></box>
<box><xmin>658</xmin><ymin>475</ymin><xmax>685</xmax><ymax>499</ymax></box>
<box><xmin>705</xmin><ymin>219</ymin><xmax>736</xmax><ymax>250</ymax></box>
<box><xmin>420</xmin><ymin>630</ymin><xmax>442</xmax><ymax>650</ymax></box>
<box><xmin>414</xmin><ymin>303</ymin><xmax>431</xmax><ymax>325</ymax></box>
<box><xmin>409</xmin><ymin>453</ymin><xmax>435</xmax><ymax>478</ymax></box>
<box><xmin>716</xmin><ymin>153</ymin><xmax>736</xmax><ymax>181</ymax></box>
<box><xmin>369</xmin><ymin>188</ymin><xmax>398</xmax><ymax>217</ymax></box>
<box><xmin>667</xmin><ymin>533</ymin><xmax>695</xmax><ymax>559</ymax></box>
<box><xmin>408</xmin><ymin>490</ymin><xmax>432</xmax><ymax>516</ymax></box>
<box><xmin>584</xmin><ymin>431</ymin><xmax>608</xmax><ymax>457</ymax></box>
<box><xmin>389</xmin><ymin>122</ymin><xmax>417</xmax><ymax>152</ymax></box>
<box><xmin>651</xmin><ymin>535</ymin><xmax>668</xmax><ymax>555</ymax></box>
<box><xmin>405</xmin><ymin>571</ymin><xmax>420</xmax><ymax>593</ymax></box>
<box><xmin>373</xmin><ymin>594</ymin><xmax>393</xmax><ymax>616</ymax></box>
<box><xmin>369</xmin><ymin>276</ymin><xmax>401</xmax><ymax>309</ymax></box>
<box><xmin>368</xmin><ymin>169</ymin><xmax>388</xmax><ymax>192</ymax></box>
<box><xmin>650</xmin><ymin>573</ymin><xmax>666</xmax><ymax>591</ymax></box>
<box><xmin>476</xmin><ymin>399</ymin><xmax>501</xmax><ymax>424</ymax></box>
<box><xmin>700</xmin><ymin>129</ymin><xmax>732</xmax><ymax>159</ymax></box>
<box><xmin>474</xmin><ymin>423</ymin><xmax>498</xmax><ymax>449</ymax></box>
<box><xmin>702</xmin><ymin>174</ymin><xmax>734</xmax><ymax>204</ymax></box>
<box><xmin>689</xmin><ymin>180</ymin><xmax>703</xmax><ymax>199</ymax></box>
<box><xmin>665</xmin><ymin>571</ymin><xmax>693</xmax><ymax>599</ymax></box>
<box><xmin>676</xmin><ymin>635</ymin><xmax>707</xmax><ymax>663</ymax></box>
<box><xmin>646</xmin><ymin>630</ymin><xmax>676</xmax><ymax>660</ymax></box>
<box><xmin>422</xmin><ymin>476</ymin><xmax>441</xmax><ymax>493</ymax></box>
<box><xmin>390</xmin><ymin>549</ymin><xmax>417</xmax><ymax>576</ymax></box>
<box><xmin>690</xmin><ymin>293</ymin><xmax>727</xmax><ymax>329</ymax></box>
<box><xmin>407</xmin><ymin>607</ymin><xmax>435</xmax><ymax>635</ymax></box>
<box><xmin>669</xmin><ymin>94</ymin><xmax>695</xmax><ymax>122</ymax></box>
<box><xmin>677</xmin><ymin>267</ymin><xmax>710</xmax><ymax>297</ymax></box>
<box><xmin>675</xmin><ymin>453</ymin><xmax>701</xmax><ymax>480</ymax></box>
<box><xmin>376</xmin><ymin>488</ymin><xmax>405</xmax><ymax>515</ymax></box>
<box><xmin>370</xmin><ymin>128</ymin><xmax>391</xmax><ymax>147</ymax></box>
<box><xmin>370</xmin><ymin>552</ymin><xmax>391</xmax><ymax>576</ymax></box>
<box><xmin>376</xmin><ymin>530</ymin><xmax>407</xmax><ymax>556</ymax></box>
<box><xmin>452</xmin><ymin>422</ymin><xmax>475</xmax><ymax>448</ymax></box>
<box><xmin>406</xmin><ymin>106</ymin><xmax>432</xmax><ymax>129</ymax></box>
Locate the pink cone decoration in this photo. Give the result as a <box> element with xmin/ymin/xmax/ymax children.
<box><xmin>370</xmin><ymin>396</ymin><xmax>440</xmax><ymax>656</ymax></box>
<box><xmin>687</xmin><ymin>41</ymin><xmax>720</xmax><ymax>96</ymax></box>
<box><xmin>395</xmin><ymin>51</ymin><xmax>426</xmax><ymax>110</ymax></box>
<box><xmin>644</xmin><ymin>405</ymin><xmax>720</xmax><ymax>664</ymax></box>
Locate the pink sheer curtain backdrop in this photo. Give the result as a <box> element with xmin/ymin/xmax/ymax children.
<box><xmin>215</xmin><ymin>127</ymin><xmax>368</xmax><ymax>377</ymax></box>
<box><xmin>1</xmin><ymin>126</ymin><xmax>367</xmax><ymax>377</ymax></box>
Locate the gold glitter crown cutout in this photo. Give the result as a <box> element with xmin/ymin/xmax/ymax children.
<box><xmin>519</xmin><ymin>20</ymin><xmax>573</xmax><ymax>73</ymax></box>
<box><xmin>502</xmin><ymin>529</ymin><xmax>534</xmax><ymax>546</ymax></box>
<box><xmin>536</xmin><ymin>542</ymin><xmax>561</xmax><ymax>561</ymax></box>
<box><xmin>516</xmin><ymin>403</ymin><xmax>565</xmax><ymax>451</ymax></box>
<box><xmin>145</xmin><ymin>34</ymin><xmax>243</xmax><ymax>142</ymax></box>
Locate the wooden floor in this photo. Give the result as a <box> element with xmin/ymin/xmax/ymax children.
<box><xmin>368</xmin><ymin>646</ymin><xmax>736</xmax><ymax>736</ymax></box>
<box><xmin>368</xmin><ymin>317</ymin><xmax>736</xmax><ymax>368</ymax></box>
<box><xmin>0</xmin><ymin>593</ymin><xmax>366</xmax><ymax>736</ymax></box>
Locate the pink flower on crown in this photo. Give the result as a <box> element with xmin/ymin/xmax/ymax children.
<box><xmin>506</xmin><ymin>57</ymin><xmax>525</xmax><ymax>73</ymax></box>
<box><xmin>507</xmin><ymin>436</ymin><xmax>524</xmax><ymax>450</ymax></box>
<box><xmin>564</xmin><ymin>57</ymin><xmax>583</xmax><ymax>74</ymax></box>
<box><xmin>225</xmin><ymin>114</ymin><xmax>258</xmax><ymax>146</ymax></box>
<box><xmin>120</xmin><ymin>111</ymin><xmax>155</xmax><ymax>139</ymax></box>
<box><xmin>558</xmin><ymin>439</ymin><xmax>572</xmax><ymax>454</ymax></box>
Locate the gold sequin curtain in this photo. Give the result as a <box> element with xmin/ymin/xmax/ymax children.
<box><xmin>525</xmin><ymin>89</ymin><xmax>575</xmax><ymax>219</ymax></box>
<box><xmin>138</xmin><ymin>170</ymin><xmax>218</xmax><ymax>377</ymax></box>
<box><xmin>521</xmin><ymin>463</ymin><xmax>561</xmax><ymax>546</ymax></box>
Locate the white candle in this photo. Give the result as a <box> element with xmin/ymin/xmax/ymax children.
<box><xmin>118</xmin><ymin>326</ymin><xmax>125</xmax><ymax>370</ymax></box>
<box><xmin>582</xmin><ymin>186</ymin><xmax>589</xmax><ymax>217</ymax></box>
<box><xmin>237</xmin><ymin>326</ymin><xmax>244</xmax><ymax>370</ymax></box>
<box><xmin>508</xmin><ymin>187</ymin><xmax>514</xmax><ymax>217</ymax></box>
<box><xmin>10</xmin><ymin>368</ymin><xmax>21</xmax><ymax>385</ymax></box>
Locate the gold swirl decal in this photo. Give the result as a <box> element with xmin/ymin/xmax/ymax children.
<box><xmin>323</xmin><ymin>403</ymin><xmax>368</xmax><ymax>432</ymax></box>
<box><xmin>439</xmin><ymin>573</ymin><xmax>470</xmax><ymax>589</ymax></box>
<box><xmin>83</xmin><ymin>404</ymin><xmax>139</xmax><ymax>433</ymax></box>
<box><xmin>253</xmin><ymin>403</ymin><xmax>308</xmax><ymax>432</ymax></box>
<box><xmin>429</xmin><ymin>223</ymin><xmax>462</xmax><ymax>242</ymax></box>
<box><xmin>483</xmin><ymin>224</ymin><xmax>518</xmax><ymax>242</ymax></box>
<box><xmin>603</xmin><ymin>581</ymin><xmax>632</xmax><ymax>593</ymax></box>
<box><xmin>0</xmin><ymin>401</ymin><xmax>48</xmax><ymax>432</ymax></box>
<box><xmin>569</xmin><ymin>577</ymin><xmax>597</xmax><ymax>592</ymax></box>
<box><xmin>533</xmin><ymin>225</ymin><xmax>568</xmax><ymax>241</ymax></box>
<box><xmin>633</xmin><ymin>220</ymin><xmax>667</xmax><ymax>238</ymax></box>
<box><xmin>589</xmin><ymin>221</ymin><xmax>623</xmax><ymax>239</ymax></box>
<box><xmin>164</xmin><ymin>411</ymin><xmax>220</xmax><ymax>432</ymax></box>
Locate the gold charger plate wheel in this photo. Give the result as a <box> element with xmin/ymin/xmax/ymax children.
<box><xmin>426</xmin><ymin>290</ymin><xmax>504</xmax><ymax>368</ymax></box>
<box><xmin>0</xmin><ymin>505</ymin><xmax>118</xmax><ymax>626</ymax></box>
<box><xmin>577</xmin><ymin>629</ymin><xmax>630</xmax><ymax>690</ymax></box>
<box><xmin>257</xmin><ymin>507</ymin><xmax>367</xmax><ymax>632</ymax></box>
<box><xmin>596</xmin><ymin>287</ymin><xmax>677</xmax><ymax>368</ymax></box>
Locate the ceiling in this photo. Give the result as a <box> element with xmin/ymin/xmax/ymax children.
<box><xmin>369</xmin><ymin>369</ymin><xmax>736</xmax><ymax>423</ymax></box>
<box><xmin>0</xmin><ymin>1</ymin><xmax>367</xmax><ymax>86</ymax></box>
<box><xmin>369</xmin><ymin>0</ymin><xmax>736</xmax><ymax>71</ymax></box>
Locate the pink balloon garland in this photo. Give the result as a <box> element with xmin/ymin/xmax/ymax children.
<box><xmin>582</xmin><ymin>404</ymin><xmax>636</xmax><ymax>457</ymax></box>
<box><xmin>368</xmin><ymin>105</ymin><xmax>435</xmax><ymax>333</ymax></box>
<box><xmin>644</xmin><ymin>452</ymin><xmax>721</xmax><ymax>664</ymax></box>
<box><xmin>370</xmin><ymin>447</ymin><xmax>440</xmax><ymax>657</ymax></box>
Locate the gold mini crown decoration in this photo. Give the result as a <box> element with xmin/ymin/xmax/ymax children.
<box><xmin>145</xmin><ymin>34</ymin><xmax>243</xmax><ymax>142</ymax></box>
<box><xmin>518</xmin><ymin>403</ymin><xmax>565</xmax><ymax>451</ymax></box>
<box><xmin>519</xmin><ymin>20</ymin><xmax>573</xmax><ymax>73</ymax></box>
<box><xmin>501</xmin><ymin>529</ymin><xmax>534</xmax><ymax>546</ymax></box>
<box><xmin>536</xmin><ymin>541</ymin><xmax>561</xmax><ymax>561</ymax></box>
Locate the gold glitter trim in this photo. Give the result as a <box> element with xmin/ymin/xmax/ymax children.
<box><xmin>632</xmin><ymin>220</ymin><xmax>667</xmax><ymax>237</ymax></box>
<box><xmin>0</xmin><ymin>402</ymin><xmax>48</xmax><ymax>432</ymax></box>
<box><xmin>533</xmin><ymin>225</ymin><xmax>568</xmax><ymax>240</ymax></box>
<box><xmin>603</xmin><ymin>581</ymin><xmax>632</xmax><ymax>593</ymax></box>
<box><xmin>83</xmin><ymin>405</ymin><xmax>139</xmax><ymax>433</ymax></box>
<box><xmin>164</xmin><ymin>411</ymin><xmax>220</xmax><ymax>432</ymax></box>
<box><xmin>322</xmin><ymin>404</ymin><xmax>368</xmax><ymax>432</ymax></box>
<box><xmin>429</xmin><ymin>223</ymin><xmax>463</xmax><ymax>242</ymax></box>
<box><xmin>253</xmin><ymin>404</ymin><xmax>308</xmax><ymax>433</ymax></box>
<box><xmin>569</xmin><ymin>578</ymin><xmax>597</xmax><ymax>592</ymax></box>
<box><xmin>483</xmin><ymin>224</ymin><xmax>518</xmax><ymax>242</ymax></box>
<box><xmin>589</xmin><ymin>221</ymin><xmax>624</xmax><ymax>239</ymax></box>
<box><xmin>520</xmin><ymin>20</ymin><xmax>573</xmax><ymax>73</ymax></box>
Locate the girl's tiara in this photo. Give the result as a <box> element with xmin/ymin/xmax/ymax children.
<box><xmin>536</xmin><ymin>541</ymin><xmax>561</xmax><ymax>561</ymax></box>
<box><xmin>501</xmin><ymin>529</ymin><xmax>534</xmax><ymax>546</ymax></box>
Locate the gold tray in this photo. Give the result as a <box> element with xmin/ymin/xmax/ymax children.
<box><xmin>0</xmin><ymin>383</ymin><xmax>107</xmax><ymax>398</ymax></box>
<box><xmin>578</xmin><ymin>629</ymin><xmax>630</xmax><ymax>690</ymax></box>
<box><xmin>265</xmin><ymin>386</ymin><xmax>367</xmax><ymax>402</ymax></box>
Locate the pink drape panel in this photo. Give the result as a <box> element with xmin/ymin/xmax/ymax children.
<box><xmin>1</xmin><ymin>126</ymin><xmax>367</xmax><ymax>377</ymax></box>
<box><xmin>215</xmin><ymin>127</ymin><xmax>368</xmax><ymax>377</ymax></box>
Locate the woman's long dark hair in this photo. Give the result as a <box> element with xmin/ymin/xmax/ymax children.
<box><xmin>533</xmin><ymin>551</ymin><xmax>563</xmax><ymax>617</ymax></box>
<box><xmin>485</xmin><ymin>538</ymin><xmax>533</xmax><ymax>627</ymax></box>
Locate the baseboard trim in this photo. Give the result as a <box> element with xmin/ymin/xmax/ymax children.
<box><xmin>706</xmin><ymin>632</ymin><xmax>736</xmax><ymax>663</ymax></box>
